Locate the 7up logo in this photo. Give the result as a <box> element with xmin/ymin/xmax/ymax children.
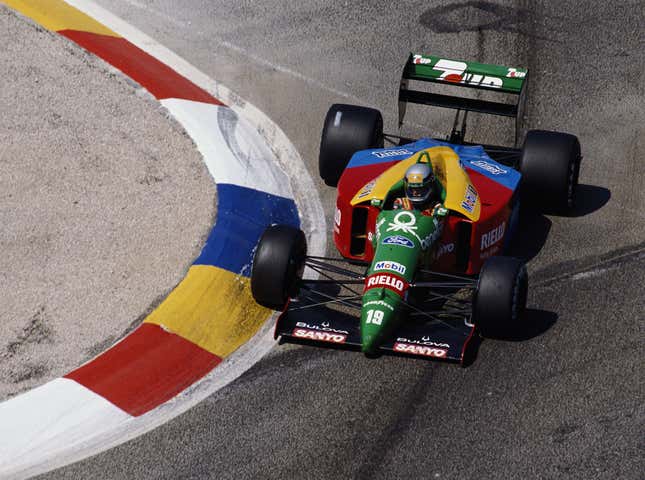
<box><xmin>433</xmin><ymin>59</ymin><xmax>503</xmax><ymax>89</ymax></box>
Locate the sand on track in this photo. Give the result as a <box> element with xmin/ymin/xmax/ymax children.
<box><xmin>0</xmin><ymin>6</ymin><xmax>216</xmax><ymax>400</ymax></box>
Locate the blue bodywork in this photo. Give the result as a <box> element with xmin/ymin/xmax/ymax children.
<box><xmin>347</xmin><ymin>138</ymin><xmax>522</xmax><ymax>191</ymax></box>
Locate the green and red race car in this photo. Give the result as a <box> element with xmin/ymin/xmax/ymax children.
<box><xmin>250</xmin><ymin>53</ymin><xmax>582</xmax><ymax>364</ymax></box>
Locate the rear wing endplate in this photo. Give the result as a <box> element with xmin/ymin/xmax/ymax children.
<box><xmin>399</xmin><ymin>53</ymin><xmax>529</xmax><ymax>144</ymax></box>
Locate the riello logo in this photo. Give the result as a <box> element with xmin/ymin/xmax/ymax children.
<box><xmin>481</xmin><ymin>222</ymin><xmax>506</xmax><ymax>250</ymax></box>
<box><xmin>365</xmin><ymin>273</ymin><xmax>408</xmax><ymax>295</ymax></box>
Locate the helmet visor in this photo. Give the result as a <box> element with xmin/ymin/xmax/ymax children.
<box><xmin>406</xmin><ymin>183</ymin><xmax>433</xmax><ymax>203</ymax></box>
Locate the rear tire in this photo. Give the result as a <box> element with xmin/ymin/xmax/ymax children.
<box><xmin>319</xmin><ymin>104</ymin><xmax>383</xmax><ymax>187</ymax></box>
<box><xmin>473</xmin><ymin>256</ymin><xmax>528</xmax><ymax>338</ymax></box>
<box><xmin>251</xmin><ymin>225</ymin><xmax>307</xmax><ymax>310</ymax></box>
<box><xmin>519</xmin><ymin>130</ymin><xmax>581</xmax><ymax>212</ymax></box>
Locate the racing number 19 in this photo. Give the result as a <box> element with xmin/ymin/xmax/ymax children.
<box><xmin>366</xmin><ymin>309</ymin><xmax>384</xmax><ymax>325</ymax></box>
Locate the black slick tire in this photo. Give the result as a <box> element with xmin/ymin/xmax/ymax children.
<box><xmin>319</xmin><ymin>104</ymin><xmax>383</xmax><ymax>187</ymax></box>
<box><xmin>474</xmin><ymin>256</ymin><xmax>528</xmax><ymax>338</ymax></box>
<box><xmin>519</xmin><ymin>130</ymin><xmax>581</xmax><ymax>212</ymax></box>
<box><xmin>251</xmin><ymin>225</ymin><xmax>307</xmax><ymax>310</ymax></box>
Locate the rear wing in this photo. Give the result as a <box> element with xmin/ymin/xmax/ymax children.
<box><xmin>399</xmin><ymin>53</ymin><xmax>529</xmax><ymax>144</ymax></box>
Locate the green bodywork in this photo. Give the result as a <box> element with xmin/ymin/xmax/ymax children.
<box><xmin>360</xmin><ymin>207</ymin><xmax>447</xmax><ymax>354</ymax></box>
<box><xmin>403</xmin><ymin>53</ymin><xmax>527</xmax><ymax>94</ymax></box>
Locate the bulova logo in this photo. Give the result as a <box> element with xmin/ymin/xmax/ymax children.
<box><xmin>396</xmin><ymin>337</ymin><xmax>450</xmax><ymax>348</ymax></box>
<box><xmin>295</xmin><ymin>322</ymin><xmax>348</xmax><ymax>335</ymax></box>
<box><xmin>293</xmin><ymin>328</ymin><xmax>346</xmax><ymax>344</ymax></box>
<box><xmin>365</xmin><ymin>273</ymin><xmax>408</xmax><ymax>295</ymax></box>
<box><xmin>481</xmin><ymin>221</ymin><xmax>506</xmax><ymax>250</ymax></box>
<box><xmin>394</xmin><ymin>342</ymin><xmax>448</xmax><ymax>358</ymax></box>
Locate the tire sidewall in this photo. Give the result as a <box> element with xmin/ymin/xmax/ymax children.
<box><xmin>319</xmin><ymin>104</ymin><xmax>383</xmax><ymax>187</ymax></box>
<box><xmin>251</xmin><ymin>225</ymin><xmax>307</xmax><ymax>310</ymax></box>
<box><xmin>519</xmin><ymin>130</ymin><xmax>581</xmax><ymax>212</ymax></box>
<box><xmin>474</xmin><ymin>256</ymin><xmax>528</xmax><ymax>338</ymax></box>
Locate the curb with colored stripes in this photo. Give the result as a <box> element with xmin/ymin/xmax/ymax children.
<box><xmin>0</xmin><ymin>1</ymin><xmax>325</xmax><ymax>477</ymax></box>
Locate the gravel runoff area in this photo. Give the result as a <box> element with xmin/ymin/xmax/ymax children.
<box><xmin>0</xmin><ymin>6</ymin><xmax>216</xmax><ymax>400</ymax></box>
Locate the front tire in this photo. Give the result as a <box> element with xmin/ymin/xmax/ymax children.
<box><xmin>473</xmin><ymin>256</ymin><xmax>528</xmax><ymax>338</ymax></box>
<box><xmin>251</xmin><ymin>225</ymin><xmax>307</xmax><ymax>310</ymax></box>
<box><xmin>319</xmin><ymin>104</ymin><xmax>383</xmax><ymax>187</ymax></box>
<box><xmin>519</xmin><ymin>130</ymin><xmax>581</xmax><ymax>212</ymax></box>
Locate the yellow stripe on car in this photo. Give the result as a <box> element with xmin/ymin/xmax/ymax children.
<box><xmin>350</xmin><ymin>146</ymin><xmax>481</xmax><ymax>221</ymax></box>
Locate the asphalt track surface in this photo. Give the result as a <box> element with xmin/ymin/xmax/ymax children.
<box><xmin>41</xmin><ymin>0</ymin><xmax>643</xmax><ymax>479</ymax></box>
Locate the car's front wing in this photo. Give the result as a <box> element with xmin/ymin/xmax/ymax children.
<box><xmin>275</xmin><ymin>302</ymin><xmax>477</xmax><ymax>364</ymax></box>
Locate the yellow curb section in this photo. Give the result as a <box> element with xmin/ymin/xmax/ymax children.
<box><xmin>2</xmin><ymin>0</ymin><xmax>119</xmax><ymax>37</ymax></box>
<box><xmin>145</xmin><ymin>265</ymin><xmax>273</xmax><ymax>358</ymax></box>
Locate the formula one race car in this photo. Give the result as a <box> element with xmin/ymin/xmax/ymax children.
<box><xmin>251</xmin><ymin>53</ymin><xmax>581</xmax><ymax>364</ymax></box>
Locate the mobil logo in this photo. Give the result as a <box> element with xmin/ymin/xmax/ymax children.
<box><xmin>374</xmin><ymin>260</ymin><xmax>407</xmax><ymax>275</ymax></box>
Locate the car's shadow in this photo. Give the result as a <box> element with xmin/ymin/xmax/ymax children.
<box><xmin>507</xmin><ymin>184</ymin><xmax>610</xmax><ymax>262</ymax></box>
<box><xmin>462</xmin><ymin>308</ymin><xmax>558</xmax><ymax>366</ymax></box>
<box><xmin>490</xmin><ymin>308</ymin><xmax>558</xmax><ymax>342</ymax></box>
<box><xmin>565</xmin><ymin>184</ymin><xmax>611</xmax><ymax>217</ymax></box>
<box><xmin>507</xmin><ymin>211</ymin><xmax>552</xmax><ymax>263</ymax></box>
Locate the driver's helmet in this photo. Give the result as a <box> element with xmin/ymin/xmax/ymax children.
<box><xmin>404</xmin><ymin>162</ymin><xmax>435</xmax><ymax>206</ymax></box>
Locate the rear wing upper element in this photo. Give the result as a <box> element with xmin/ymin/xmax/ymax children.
<box><xmin>399</xmin><ymin>53</ymin><xmax>529</xmax><ymax>143</ymax></box>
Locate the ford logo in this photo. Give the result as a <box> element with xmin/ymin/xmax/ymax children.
<box><xmin>382</xmin><ymin>235</ymin><xmax>414</xmax><ymax>248</ymax></box>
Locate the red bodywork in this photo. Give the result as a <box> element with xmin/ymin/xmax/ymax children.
<box><xmin>333</xmin><ymin>161</ymin><xmax>515</xmax><ymax>275</ymax></box>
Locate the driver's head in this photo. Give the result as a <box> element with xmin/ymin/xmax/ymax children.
<box><xmin>404</xmin><ymin>162</ymin><xmax>435</xmax><ymax>206</ymax></box>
